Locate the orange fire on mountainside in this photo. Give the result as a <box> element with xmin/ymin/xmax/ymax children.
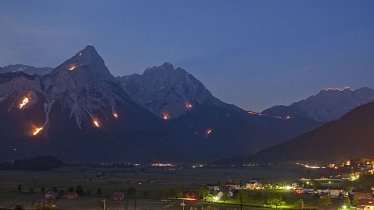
<box><xmin>67</xmin><ymin>64</ymin><xmax>77</xmax><ymax>71</ymax></box>
<box><xmin>162</xmin><ymin>112</ymin><xmax>170</xmax><ymax>120</ymax></box>
<box><xmin>113</xmin><ymin>113</ymin><xmax>119</xmax><ymax>118</ymax></box>
<box><xmin>32</xmin><ymin>127</ymin><xmax>43</xmax><ymax>136</ymax></box>
<box><xmin>93</xmin><ymin>120</ymin><xmax>100</xmax><ymax>128</ymax></box>
<box><xmin>19</xmin><ymin>97</ymin><xmax>30</xmax><ymax>109</ymax></box>
<box><xmin>185</xmin><ymin>102</ymin><xmax>193</xmax><ymax>110</ymax></box>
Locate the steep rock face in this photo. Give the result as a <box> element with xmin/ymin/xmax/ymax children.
<box><xmin>262</xmin><ymin>87</ymin><xmax>374</xmax><ymax>122</ymax></box>
<box><xmin>0</xmin><ymin>64</ymin><xmax>52</xmax><ymax>75</ymax></box>
<box><xmin>43</xmin><ymin>45</ymin><xmax>128</xmax><ymax>128</ymax></box>
<box><xmin>120</xmin><ymin>63</ymin><xmax>233</xmax><ymax>118</ymax></box>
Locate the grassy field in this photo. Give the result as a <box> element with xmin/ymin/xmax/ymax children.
<box><xmin>0</xmin><ymin>163</ymin><xmax>335</xmax><ymax>209</ymax></box>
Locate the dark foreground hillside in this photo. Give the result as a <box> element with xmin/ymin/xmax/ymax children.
<box><xmin>244</xmin><ymin>102</ymin><xmax>374</xmax><ymax>163</ymax></box>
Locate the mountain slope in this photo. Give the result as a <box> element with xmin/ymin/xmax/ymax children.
<box><xmin>262</xmin><ymin>87</ymin><xmax>374</xmax><ymax>122</ymax></box>
<box><xmin>0</xmin><ymin>64</ymin><xmax>53</xmax><ymax>75</ymax></box>
<box><xmin>250</xmin><ymin>102</ymin><xmax>374</xmax><ymax>163</ymax></box>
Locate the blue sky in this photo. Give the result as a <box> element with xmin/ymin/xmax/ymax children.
<box><xmin>1</xmin><ymin>0</ymin><xmax>373</xmax><ymax>111</ymax></box>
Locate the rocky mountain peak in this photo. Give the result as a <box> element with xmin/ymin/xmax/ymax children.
<box><xmin>120</xmin><ymin>63</ymin><xmax>228</xmax><ymax>118</ymax></box>
<box><xmin>144</xmin><ymin>62</ymin><xmax>174</xmax><ymax>74</ymax></box>
<box><xmin>51</xmin><ymin>45</ymin><xmax>114</xmax><ymax>81</ymax></box>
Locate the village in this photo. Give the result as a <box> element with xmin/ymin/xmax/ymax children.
<box><xmin>0</xmin><ymin>158</ymin><xmax>372</xmax><ymax>210</ymax></box>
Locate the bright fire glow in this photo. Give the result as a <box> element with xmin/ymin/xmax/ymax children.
<box><xmin>93</xmin><ymin>120</ymin><xmax>100</xmax><ymax>128</ymax></box>
<box><xmin>67</xmin><ymin>64</ymin><xmax>76</xmax><ymax>71</ymax></box>
<box><xmin>206</xmin><ymin>129</ymin><xmax>213</xmax><ymax>135</ymax></box>
<box><xmin>113</xmin><ymin>113</ymin><xmax>119</xmax><ymax>118</ymax></box>
<box><xmin>185</xmin><ymin>102</ymin><xmax>193</xmax><ymax>110</ymax></box>
<box><xmin>33</xmin><ymin>127</ymin><xmax>43</xmax><ymax>136</ymax></box>
<box><xmin>162</xmin><ymin>112</ymin><xmax>170</xmax><ymax>120</ymax></box>
<box><xmin>19</xmin><ymin>97</ymin><xmax>30</xmax><ymax>109</ymax></box>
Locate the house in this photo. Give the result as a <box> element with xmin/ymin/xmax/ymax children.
<box><xmin>302</xmin><ymin>188</ymin><xmax>315</xmax><ymax>194</ymax></box>
<box><xmin>112</xmin><ymin>192</ymin><xmax>125</xmax><ymax>201</ymax></box>
<box><xmin>206</xmin><ymin>184</ymin><xmax>219</xmax><ymax>191</ymax></box>
<box><xmin>64</xmin><ymin>192</ymin><xmax>78</xmax><ymax>199</ymax></box>
<box><xmin>294</xmin><ymin>188</ymin><xmax>304</xmax><ymax>195</ymax></box>
<box><xmin>316</xmin><ymin>188</ymin><xmax>330</xmax><ymax>197</ymax></box>
<box><xmin>357</xmin><ymin>199</ymin><xmax>374</xmax><ymax>210</ymax></box>
<box><xmin>246</xmin><ymin>180</ymin><xmax>263</xmax><ymax>189</ymax></box>
<box><xmin>329</xmin><ymin>188</ymin><xmax>343</xmax><ymax>198</ymax></box>
<box><xmin>225</xmin><ymin>184</ymin><xmax>240</xmax><ymax>190</ymax></box>
<box><xmin>216</xmin><ymin>191</ymin><xmax>224</xmax><ymax>199</ymax></box>
<box><xmin>352</xmin><ymin>190</ymin><xmax>373</xmax><ymax>201</ymax></box>
<box><xmin>45</xmin><ymin>191</ymin><xmax>57</xmax><ymax>200</ymax></box>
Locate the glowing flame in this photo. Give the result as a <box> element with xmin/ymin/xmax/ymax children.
<box><xmin>33</xmin><ymin>127</ymin><xmax>43</xmax><ymax>136</ymax></box>
<box><xmin>113</xmin><ymin>113</ymin><xmax>119</xmax><ymax>118</ymax></box>
<box><xmin>19</xmin><ymin>97</ymin><xmax>30</xmax><ymax>109</ymax></box>
<box><xmin>206</xmin><ymin>128</ymin><xmax>213</xmax><ymax>135</ymax></box>
<box><xmin>67</xmin><ymin>64</ymin><xmax>76</xmax><ymax>71</ymax></box>
<box><xmin>185</xmin><ymin>102</ymin><xmax>193</xmax><ymax>110</ymax></box>
<box><xmin>162</xmin><ymin>112</ymin><xmax>170</xmax><ymax>120</ymax></box>
<box><xmin>93</xmin><ymin>120</ymin><xmax>100</xmax><ymax>128</ymax></box>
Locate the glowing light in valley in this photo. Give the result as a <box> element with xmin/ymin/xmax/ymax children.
<box><xmin>285</xmin><ymin>185</ymin><xmax>292</xmax><ymax>190</ymax></box>
<box><xmin>33</xmin><ymin>127</ymin><xmax>43</xmax><ymax>136</ymax></box>
<box><xmin>19</xmin><ymin>97</ymin><xmax>30</xmax><ymax>109</ymax></box>
<box><xmin>180</xmin><ymin>197</ymin><xmax>197</xmax><ymax>201</ymax></box>
<box><xmin>185</xmin><ymin>102</ymin><xmax>193</xmax><ymax>110</ymax></box>
<box><xmin>67</xmin><ymin>64</ymin><xmax>77</xmax><ymax>71</ymax></box>
<box><xmin>275</xmin><ymin>115</ymin><xmax>293</xmax><ymax>120</ymax></box>
<box><xmin>162</xmin><ymin>112</ymin><xmax>170</xmax><ymax>120</ymax></box>
<box><xmin>93</xmin><ymin>120</ymin><xmax>100</xmax><ymax>128</ymax></box>
<box><xmin>113</xmin><ymin>113</ymin><xmax>119</xmax><ymax>118</ymax></box>
<box><xmin>151</xmin><ymin>163</ymin><xmax>175</xmax><ymax>167</ymax></box>
<box><xmin>248</xmin><ymin>111</ymin><xmax>263</xmax><ymax>116</ymax></box>
<box><xmin>300</xmin><ymin>163</ymin><xmax>325</xmax><ymax>169</ymax></box>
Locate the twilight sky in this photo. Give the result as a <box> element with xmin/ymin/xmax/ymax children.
<box><xmin>1</xmin><ymin>0</ymin><xmax>374</xmax><ymax>111</ymax></box>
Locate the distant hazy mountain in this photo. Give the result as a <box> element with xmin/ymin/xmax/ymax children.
<box><xmin>262</xmin><ymin>87</ymin><xmax>374</xmax><ymax>122</ymax></box>
<box><xmin>0</xmin><ymin>64</ymin><xmax>53</xmax><ymax>75</ymax></box>
<box><xmin>249</xmin><ymin>102</ymin><xmax>374</xmax><ymax>163</ymax></box>
<box><xmin>119</xmin><ymin>63</ymin><xmax>240</xmax><ymax>118</ymax></box>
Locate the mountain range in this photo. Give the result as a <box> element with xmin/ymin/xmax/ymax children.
<box><xmin>0</xmin><ymin>64</ymin><xmax>52</xmax><ymax>75</ymax></box>
<box><xmin>262</xmin><ymin>87</ymin><xmax>374</xmax><ymax>122</ymax></box>
<box><xmin>0</xmin><ymin>45</ymin><xmax>372</xmax><ymax>163</ymax></box>
<box><xmin>0</xmin><ymin>46</ymin><xmax>287</xmax><ymax>162</ymax></box>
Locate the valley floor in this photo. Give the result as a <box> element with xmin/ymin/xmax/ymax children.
<box><xmin>0</xmin><ymin>164</ymin><xmax>337</xmax><ymax>210</ymax></box>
